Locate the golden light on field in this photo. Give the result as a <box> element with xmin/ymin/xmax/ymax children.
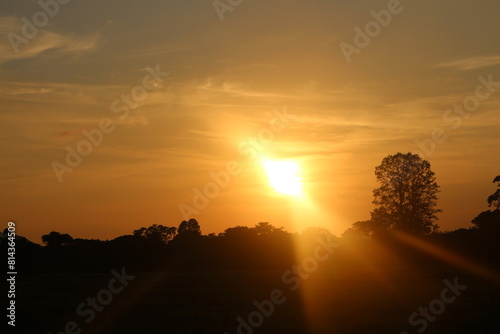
<box><xmin>261</xmin><ymin>159</ymin><xmax>303</xmax><ymax>197</ymax></box>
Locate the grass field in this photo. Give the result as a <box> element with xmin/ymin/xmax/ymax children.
<box><xmin>13</xmin><ymin>262</ymin><xmax>500</xmax><ymax>334</ymax></box>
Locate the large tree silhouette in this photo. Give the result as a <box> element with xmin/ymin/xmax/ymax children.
<box><xmin>370</xmin><ymin>152</ymin><xmax>441</xmax><ymax>235</ymax></box>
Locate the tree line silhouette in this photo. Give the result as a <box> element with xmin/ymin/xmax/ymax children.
<box><xmin>2</xmin><ymin>153</ymin><xmax>499</xmax><ymax>274</ymax></box>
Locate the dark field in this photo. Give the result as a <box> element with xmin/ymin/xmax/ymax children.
<box><xmin>14</xmin><ymin>264</ymin><xmax>500</xmax><ymax>334</ymax></box>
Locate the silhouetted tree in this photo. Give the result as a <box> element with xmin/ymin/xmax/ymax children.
<box><xmin>178</xmin><ymin>219</ymin><xmax>201</xmax><ymax>236</ymax></box>
<box><xmin>41</xmin><ymin>231</ymin><xmax>74</xmax><ymax>247</ymax></box>
<box><xmin>133</xmin><ymin>224</ymin><xmax>177</xmax><ymax>244</ymax></box>
<box><xmin>300</xmin><ymin>226</ymin><xmax>332</xmax><ymax>239</ymax></box>
<box><xmin>472</xmin><ymin>175</ymin><xmax>500</xmax><ymax>231</ymax></box>
<box><xmin>221</xmin><ymin>226</ymin><xmax>256</xmax><ymax>239</ymax></box>
<box><xmin>171</xmin><ymin>219</ymin><xmax>203</xmax><ymax>249</ymax></box>
<box><xmin>341</xmin><ymin>220</ymin><xmax>374</xmax><ymax>240</ymax></box>
<box><xmin>370</xmin><ymin>153</ymin><xmax>441</xmax><ymax>235</ymax></box>
<box><xmin>254</xmin><ymin>222</ymin><xmax>285</xmax><ymax>236</ymax></box>
<box><xmin>487</xmin><ymin>175</ymin><xmax>500</xmax><ymax>209</ymax></box>
<box><xmin>472</xmin><ymin>210</ymin><xmax>500</xmax><ymax>231</ymax></box>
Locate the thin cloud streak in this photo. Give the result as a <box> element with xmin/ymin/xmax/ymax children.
<box><xmin>436</xmin><ymin>55</ymin><xmax>500</xmax><ymax>71</ymax></box>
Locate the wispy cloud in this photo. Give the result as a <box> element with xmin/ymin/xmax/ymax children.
<box><xmin>0</xmin><ymin>16</ymin><xmax>100</xmax><ymax>63</ymax></box>
<box><xmin>436</xmin><ymin>55</ymin><xmax>500</xmax><ymax>71</ymax></box>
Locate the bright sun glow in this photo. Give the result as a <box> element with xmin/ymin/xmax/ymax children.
<box><xmin>261</xmin><ymin>159</ymin><xmax>303</xmax><ymax>196</ymax></box>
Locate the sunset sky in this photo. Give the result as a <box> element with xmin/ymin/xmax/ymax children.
<box><xmin>1</xmin><ymin>0</ymin><xmax>499</xmax><ymax>243</ymax></box>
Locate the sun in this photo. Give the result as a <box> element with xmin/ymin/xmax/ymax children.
<box><xmin>261</xmin><ymin>159</ymin><xmax>303</xmax><ymax>196</ymax></box>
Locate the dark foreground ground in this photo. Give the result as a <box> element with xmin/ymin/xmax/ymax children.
<box><xmin>10</xmin><ymin>262</ymin><xmax>500</xmax><ymax>334</ymax></box>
